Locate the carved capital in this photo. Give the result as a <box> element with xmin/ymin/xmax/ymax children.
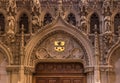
<box><xmin>6</xmin><ymin>65</ymin><xmax>19</xmax><ymax>73</ymax></box>
<box><xmin>100</xmin><ymin>66</ymin><xmax>114</xmax><ymax>72</ymax></box>
<box><xmin>85</xmin><ymin>66</ymin><xmax>94</xmax><ymax>73</ymax></box>
<box><xmin>24</xmin><ymin>66</ymin><xmax>34</xmax><ymax>74</ymax></box>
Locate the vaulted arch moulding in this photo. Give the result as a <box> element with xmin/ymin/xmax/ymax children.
<box><xmin>25</xmin><ymin>30</ymin><xmax>94</xmax><ymax>68</ymax></box>
<box><xmin>24</xmin><ymin>16</ymin><xmax>94</xmax><ymax>68</ymax></box>
<box><xmin>30</xmin><ymin>31</ymin><xmax>88</xmax><ymax>66</ymax></box>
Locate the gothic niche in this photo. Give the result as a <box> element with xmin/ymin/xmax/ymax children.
<box><xmin>67</xmin><ymin>13</ymin><xmax>76</xmax><ymax>26</ymax></box>
<box><xmin>19</xmin><ymin>13</ymin><xmax>29</xmax><ymax>33</ymax></box>
<box><xmin>90</xmin><ymin>13</ymin><xmax>100</xmax><ymax>34</ymax></box>
<box><xmin>0</xmin><ymin>13</ymin><xmax>5</xmax><ymax>35</ymax></box>
<box><xmin>31</xmin><ymin>32</ymin><xmax>88</xmax><ymax>65</ymax></box>
<box><xmin>43</xmin><ymin>13</ymin><xmax>52</xmax><ymax>26</ymax></box>
<box><xmin>114</xmin><ymin>13</ymin><xmax>120</xmax><ymax>35</ymax></box>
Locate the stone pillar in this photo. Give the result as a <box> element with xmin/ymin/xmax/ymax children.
<box><xmin>85</xmin><ymin>67</ymin><xmax>94</xmax><ymax>83</ymax></box>
<box><xmin>107</xmin><ymin>67</ymin><xmax>114</xmax><ymax>83</ymax></box>
<box><xmin>6</xmin><ymin>65</ymin><xmax>19</xmax><ymax>83</ymax></box>
<box><xmin>24</xmin><ymin>66</ymin><xmax>34</xmax><ymax>83</ymax></box>
<box><xmin>100</xmin><ymin>66</ymin><xmax>114</xmax><ymax>83</ymax></box>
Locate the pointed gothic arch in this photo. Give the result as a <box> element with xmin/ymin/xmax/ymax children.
<box><xmin>24</xmin><ymin>15</ymin><xmax>94</xmax><ymax>67</ymax></box>
<box><xmin>90</xmin><ymin>13</ymin><xmax>100</xmax><ymax>34</ymax></box>
<box><xmin>43</xmin><ymin>13</ymin><xmax>52</xmax><ymax>26</ymax></box>
<box><xmin>67</xmin><ymin>13</ymin><xmax>76</xmax><ymax>26</ymax></box>
<box><xmin>19</xmin><ymin>13</ymin><xmax>29</xmax><ymax>33</ymax></box>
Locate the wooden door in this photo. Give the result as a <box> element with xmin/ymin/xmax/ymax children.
<box><xmin>33</xmin><ymin>62</ymin><xmax>86</xmax><ymax>83</ymax></box>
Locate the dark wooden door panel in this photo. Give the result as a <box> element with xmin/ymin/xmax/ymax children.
<box><xmin>34</xmin><ymin>62</ymin><xmax>86</xmax><ymax>83</ymax></box>
<box><xmin>61</xmin><ymin>79</ymin><xmax>71</xmax><ymax>83</ymax></box>
<box><xmin>48</xmin><ymin>77</ymin><xmax>58</xmax><ymax>83</ymax></box>
<box><xmin>73</xmin><ymin>79</ymin><xmax>81</xmax><ymax>83</ymax></box>
<box><xmin>48</xmin><ymin>79</ymin><xmax>57</xmax><ymax>83</ymax></box>
<box><xmin>36</xmin><ymin>78</ymin><xmax>46</xmax><ymax>83</ymax></box>
<box><xmin>35</xmin><ymin>77</ymin><xmax>85</xmax><ymax>83</ymax></box>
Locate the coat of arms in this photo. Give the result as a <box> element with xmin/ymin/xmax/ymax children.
<box><xmin>54</xmin><ymin>41</ymin><xmax>65</xmax><ymax>52</ymax></box>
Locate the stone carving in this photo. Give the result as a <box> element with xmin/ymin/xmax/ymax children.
<box><xmin>104</xmin><ymin>15</ymin><xmax>111</xmax><ymax>32</ymax></box>
<box><xmin>6</xmin><ymin>13</ymin><xmax>15</xmax><ymax>42</ymax></box>
<box><xmin>32</xmin><ymin>0</ymin><xmax>41</xmax><ymax>14</ymax></box>
<box><xmin>35</xmin><ymin>63</ymin><xmax>84</xmax><ymax>74</ymax></box>
<box><xmin>36</xmin><ymin>48</ymin><xmax>51</xmax><ymax>59</ymax></box>
<box><xmin>7</xmin><ymin>13</ymin><xmax>15</xmax><ymax>35</ymax></box>
<box><xmin>103</xmin><ymin>0</ymin><xmax>111</xmax><ymax>8</ymax></box>
<box><xmin>80</xmin><ymin>15</ymin><xmax>87</xmax><ymax>33</ymax></box>
<box><xmin>32</xmin><ymin>33</ymin><xmax>87</xmax><ymax>62</ymax></box>
<box><xmin>103</xmin><ymin>32</ymin><xmax>113</xmax><ymax>47</ymax></box>
<box><xmin>102</xmin><ymin>2</ymin><xmax>111</xmax><ymax>31</ymax></box>
<box><xmin>70</xmin><ymin>48</ymin><xmax>83</xmax><ymax>59</ymax></box>
<box><xmin>7</xmin><ymin>0</ymin><xmax>16</xmax><ymax>14</ymax></box>
<box><xmin>81</xmin><ymin>0</ymin><xmax>88</xmax><ymax>6</ymax></box>
<box><xmin>32</xmin><ymin>14</ymin><xmax>41</xmax><ymax>32</ymax></box>
<box><xmin>32</xmin><ymin>15</ymin><xmax>40</xmax><ymax>26</ymax></box>
<box><xmin>32</xmin><ymin>0</ymin><xmax>41</xmax><ymax>32</ymax></box>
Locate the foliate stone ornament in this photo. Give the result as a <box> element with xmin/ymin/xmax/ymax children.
<box><xmin>32</xmin><ymin>0</ymin><xmax>41</xmax><ymax>14</ymax></box>
<box><xmin>81</xmin><ymin>0</ymin><xmax>88</xmax><ymax>7</ymax></box>
<box><xmin>104</xmin><ymin>15</ymin><xmax>111</xmax><ymax>32</ymax></box>
<box><xmin>36</xmin><ymin>48</ymin><xmax>51</xmax><ymax>59</ymax></box>
<box><xmin>118</xmin><ymin>26</ymin><xmax>120</xmax><ymax>39</ymax></box>
<box><xmin>7</xmin><ymin>0</ymin><xmax>17</xmax><ymax>14</ymax></box>
<box><xmin>7</xmin><ymin>13</ymin><xmax>15</xmax><ymax>35</ymax></box>
<box><xmin>103</xmin><ymin>30</ymin><xmax>113</xmax><ymax>47</ymax></box>
<box><xmin>32</xmin><ymin>13</ymin><xmax>41</xmax><ymax>32</ymax></box>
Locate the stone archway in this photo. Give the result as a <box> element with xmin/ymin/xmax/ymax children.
<box><xmin>24</xmin><ymin>15</ymin><xmax>94</xmax><ymax>83</ymax></box>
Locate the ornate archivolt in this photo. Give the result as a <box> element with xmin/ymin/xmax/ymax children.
<box><xmin>24</xmin><ymin>15</ymin><xmax>94</xmax><ymax>68</ymax></box>
<box><xmin>30</xmin><ymin>32</ymin><xmax>88</xmax><ymax>66</ymax></box>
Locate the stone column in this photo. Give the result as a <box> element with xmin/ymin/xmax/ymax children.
<box><xmin>94</xmin><ymin>25</ymin><xmax>101</xmax><ymax>83</ymax></box>
<box><xmin>24</xmin><ymin>66</ymin><xmax>34</xmax><ymax>83</ymax></box>
<box><xmin>107</xmin><ymin>67</ymin><xmax>114</xmax><ymax>83</ymax></box>
<box><xmin>100</xmin><ymin>66</ymin><xmax>114</xmax><ymax>83</ymax></box>
<box><xmin>85</xmin><ymin>67</ymin><xmax>94</xmax><ymax>83</ymax></box>
<box><xmin>6</xmin><ymin>65</ymin><xmax>19</xmax><ymax>83</ymax></box>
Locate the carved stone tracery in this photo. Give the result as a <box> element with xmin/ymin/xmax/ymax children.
<box><xmin>30</xmin><ymin>31</ymin><xmax>88</xmax><ymax>66</ymax></box>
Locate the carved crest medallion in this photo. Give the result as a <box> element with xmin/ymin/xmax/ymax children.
<box><xmin>54</xmin><ymin>41</ymin><xmax>65</xmax><ymax>52</ymax></box>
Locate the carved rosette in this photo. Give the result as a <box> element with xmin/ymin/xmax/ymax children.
<box><xmin>30</xmin><ymin>32</ymin><xmax>88</xmax><ymax>66</ymax></box>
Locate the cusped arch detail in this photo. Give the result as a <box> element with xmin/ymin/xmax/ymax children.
<box><xmin>0</xmin><ymin>41</ymin><xmax>13</xmax><ymax>65</ymax></box>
